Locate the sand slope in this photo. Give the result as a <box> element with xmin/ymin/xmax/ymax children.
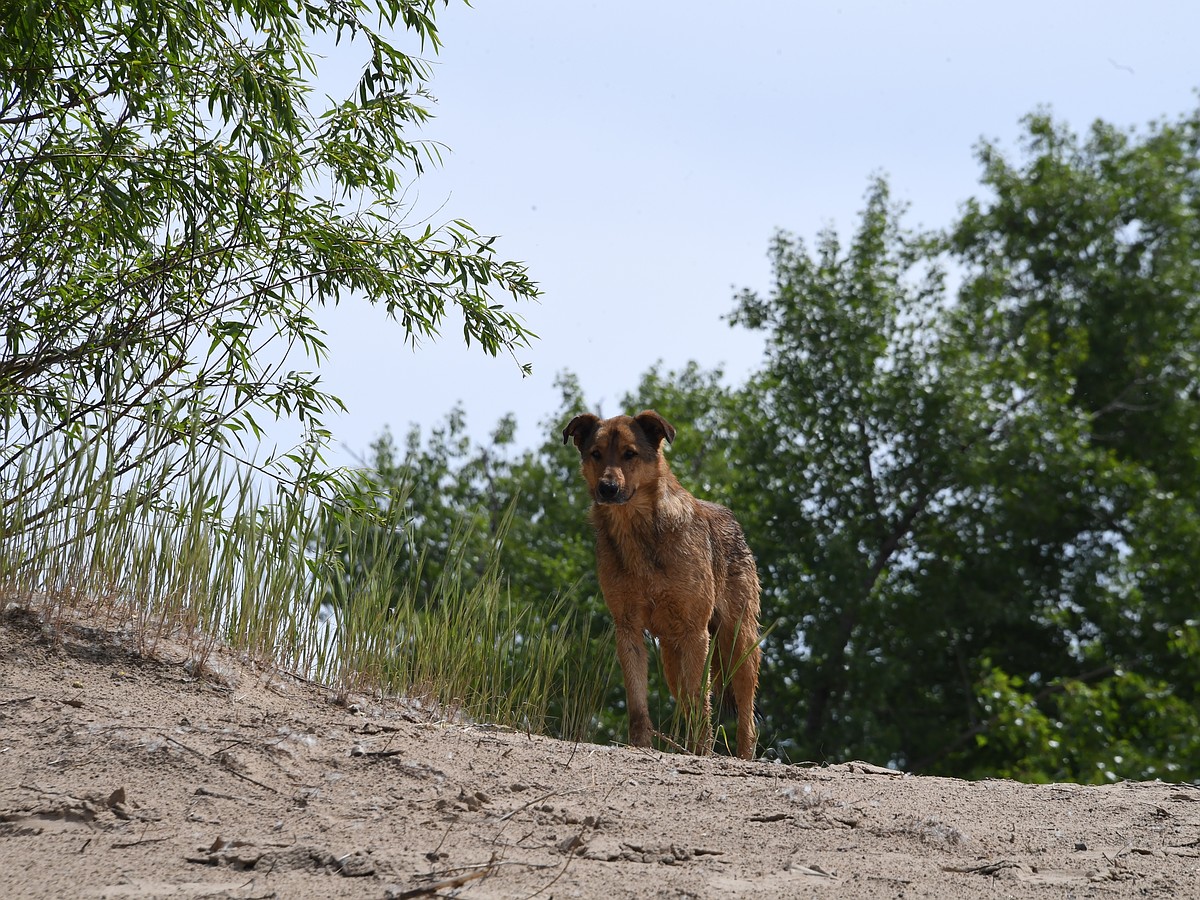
<box><xmin>2</xmin><ymin>606</ymin><xmax>1197</xmax><ymax>899</ymax></box>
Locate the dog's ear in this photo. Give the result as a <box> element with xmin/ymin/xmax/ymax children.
<box><xmin>634</xmin><ymin>410</ymin><xmax>676</xmax><ymax>448</ymax></box>
<box><xmin>562</xmin><ymin>413</ymin><xmax>600</xmax><ymax>450</ymax></box>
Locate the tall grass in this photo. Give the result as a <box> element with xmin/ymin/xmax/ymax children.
<box><xmin>0</xmin><ymin>433</ymin><xmax>610</xmax><ymax>742</ymax></box>
<box><xmin>314</xmin><ymin>495</ymin><xmax>613</xmax><ymax>738</ymax></box>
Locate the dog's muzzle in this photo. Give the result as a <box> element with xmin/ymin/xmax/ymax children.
<box><xmin>596</xmin><ymin>479</ymin><xmax>623</xmax><ymax>503</ymax></box>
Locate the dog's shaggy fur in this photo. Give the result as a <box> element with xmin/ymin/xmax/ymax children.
<box><xmin>563</xmin><ymin>410</ymin><xmax>762</xmax><ymax>759</ymax></box>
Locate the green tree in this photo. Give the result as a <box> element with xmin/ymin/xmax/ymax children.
<box><xmin>731</xmin><ymin>109</ymin><xmax>1200</xmax><ymax>781</ymax></box>
<box><xmin>730</xmin><ymin>178</ymin><xmax>973</xmax><ymax>764</ymax></box>
<box><xmin>1</xmin><ymin>0</ymin><xmax>538</xmax><ymax>532</ymax></box>
<box><xmin>939</xmin><ymin>109</ymin><xmax>1200</xmax><ymax>780</ymax></box>
<box><xmin>323</xmin><ymin>374</ymin><xmax>596</xmax><ymax>611</ymax></box>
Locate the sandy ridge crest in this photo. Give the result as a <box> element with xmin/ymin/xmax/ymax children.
<box><xmin>1</xmin><ymin>606</ymin><xmax>1197</xmax><ymax>899</ymax></box>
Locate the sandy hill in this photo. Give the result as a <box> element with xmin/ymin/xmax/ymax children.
<box><xmin>1</xmin><ymin>604</ymin><xmax>1197</xmax><ymax>899</ymax></box>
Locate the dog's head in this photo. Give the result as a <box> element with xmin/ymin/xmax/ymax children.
<box><xmin>562</xmin><ymin>410</ymin><xmax>675</xmax><ymax>505</ymax></box>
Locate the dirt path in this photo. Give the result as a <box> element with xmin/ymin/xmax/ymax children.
<box><xmin>1</xmin><ymin>605</ymin><xmax>1197</xmax><ymax>898</ymax></box>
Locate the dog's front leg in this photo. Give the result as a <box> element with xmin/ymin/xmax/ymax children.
<box><xmin>615</xmin><ymin>625</ymin><xmax>653</xmax><ymax>748</ymax></box>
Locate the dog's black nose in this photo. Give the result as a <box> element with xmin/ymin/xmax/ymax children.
<box><xmin>597</xmin><ymin>480</ymin><xmax>620</xmax><ymax>501</ymax></box>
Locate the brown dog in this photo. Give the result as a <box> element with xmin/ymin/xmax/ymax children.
<box><xmin>563</xmin><ymin>410</ymin><xmax>761</xmax><ymax>759</ymax></box>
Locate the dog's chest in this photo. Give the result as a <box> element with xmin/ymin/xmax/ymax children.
<box><xmin>596</xmin><ymin>516</ymin><xmax>716</xmax><ymax>595</ymax></box>
<box><xmin>596</xmin><ymin>510</ymin><xmax>693</xmax><ymax>576</ymax></box>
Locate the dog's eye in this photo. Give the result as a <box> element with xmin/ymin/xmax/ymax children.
<box><xmin>623</xmin><ymin>449</ymin><xmax>637</xmax><ymax>460</ymax></box>
<box><xmin>590</xmin><ymin>450</ymin><xmax>602</xmax><ymax>460</ymax></box>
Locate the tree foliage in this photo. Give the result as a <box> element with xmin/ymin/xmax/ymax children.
<box><xmin>730</xmin><ymin>108</ymin><xmax>1200</xmax><ymax>780</ymax></box>
<box><xmin>0</xmin><ymin>0</ymin><xmax>538</xmax><ymax>532</ymax></box>
<box><xmin>332</xmin><ymin>107</ymin><xmax>1200</xmax><ymax>781</ymax></box>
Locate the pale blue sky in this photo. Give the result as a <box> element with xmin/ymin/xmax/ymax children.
<box><xmin>303</xmin><ymin>0</ymin><xmax>1200</xmax><ymax>462</ymax></box>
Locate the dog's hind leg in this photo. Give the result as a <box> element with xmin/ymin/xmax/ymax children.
<box><xmin>672</xmin><ymin>631</ymin><xmax>714</xmax><ymax>756</ymax></box>
<box><xmin>730</xmin><ymin>637</ymin><xmax>761</xmax><ymax>760</ymax></box>
<box><xmin>713</xmin><ymin>614</ymin><xmax>761</xmax><ymax>760</ymax></box>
